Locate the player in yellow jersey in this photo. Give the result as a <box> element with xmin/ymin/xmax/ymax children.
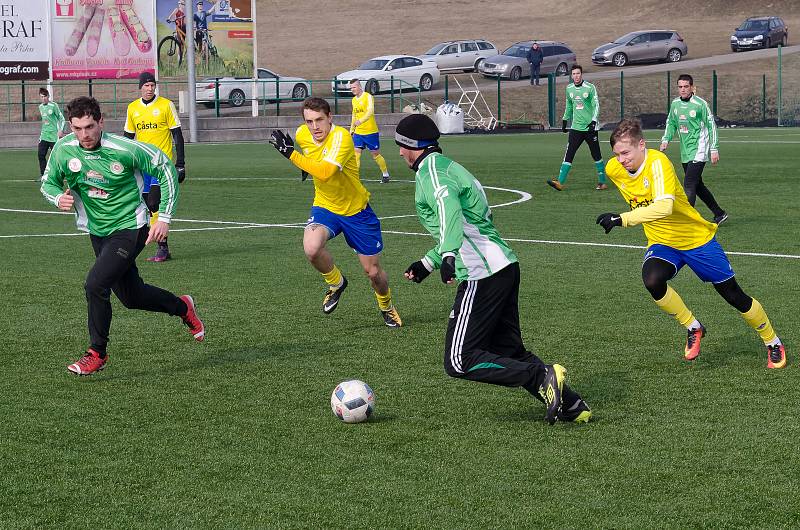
<box><xmin>349</xmin><ymin>79</ymin><xmax>391</xmax><ymax>183</ymax></box>
<box><xmin>124</xmin><ymin>71</ymin><xmax>186</xmax><ymax>262</ymax></box>
<box><xmin>268</xmin><ymin>97</ymin><xmax>401</xmax><ymax>327</ymax></box>
<box><xmin>596</xmin><ymin>118</ymin><xmax>786</xmax><ymax>368</ymax></box>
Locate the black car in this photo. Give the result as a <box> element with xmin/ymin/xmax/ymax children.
<box><xmin>731</xmin><ymin>17</ymin><xmax>788</xmax><ymax>51</ymax></box>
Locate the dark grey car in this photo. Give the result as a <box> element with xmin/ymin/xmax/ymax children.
<box><xmin>480</xmin><ymin>41</ymin><xmax>575</xmax><ymax>81</ymax></box>
<box><xmin>731</xmin><ymin>17</ymin><xmax>789</xmax><ymax>51</ymax></box>
<box><xmin>592</xmin><ymin>30</ymin><xmax>687</xmax><ymax>67</ymax></box>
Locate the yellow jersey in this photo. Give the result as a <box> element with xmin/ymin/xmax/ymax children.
<box><xmin>295</xmin><ymin>124</ymin><xmax>369</xmax><ymax>216</ymax></box>
<box><xmin>605</xmin><ymin>149</ymin><xmax>717</xmax><ymax>250</ymax></box>
<box><xmin>351</xmin><ymin>92</ymin><xmax>379</xmax><ymax>135</ymax></box>
<box><xmin>124</xmin><ymin>96</ymin><xmax>181</xmax><ymax>161</ymax></box>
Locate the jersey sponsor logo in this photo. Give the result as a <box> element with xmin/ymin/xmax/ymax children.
<box><xmin>84</xmin><ymin>154</ymin><xmax>101</xmax><ymax>159</ymax></box>
<box><xmin>628</xmin><ymin>197</ymin><xmax>652</xmax><ymax>210</ymax></box>
<box><xmin>109</xmin><ymin>161</ymin><xmax>124</xmax><ymax>175</ymax></box>
<box><xmin>87</xmin><ymin>186</ymin><xmax>109</xmax><ymax>199</ymax></box>
<box><xmin>86</xmin><ymin>169</ymin><xmax>107</xmax><ymax>184</ymax></box>
<box><xmin>136</xmin><ymin>122</ymin><xmax>160</xmax><ymax>130</ymax></box>
<box><xmin>679</xmin><ymin>125</ymin><xmax>689</xmax><ymax>134</ymax></box>
<box><xmin>679</xmin><ymin>114</ymin><xmax>686</xmax><ymax>120</ymax></box>
<box><xmin>68</xmin><ymin>158</ymin><xmax>82</xmax><ymax>172</ymax></box>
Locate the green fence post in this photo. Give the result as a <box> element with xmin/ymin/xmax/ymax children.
<box><xmin>712</xmin><ymin>70</ymin><xmax>717</xmax><ymax>116</ymax></box>
<box><xmin>547</xmin><ymin>73</ymin><xmax>555</xmax><ymax>127</ymax></box>
<box><xmin>113</xmin><ymin>82</ymin><xmax>117</xmax><ymax>119</ymax></box>
<box><xmin>275</xmin><ymin>77</ymin><xmax>280</xmax><ymax>116</ymax></box>
<box><xmin>390</xmin><ymin>76</ymin><xmax>395</xmax><ymax>113</ymax></box>
<box><xmin>762</xmin><ymin>73</ymin><xmax>766</xmax><ymax>122</ymax></box>
<box><xmin>444</xmin><ymin>75</ymin><xmax>449</xmax><ymax>102</ymax></box>
<box><xmin>620</xmin><ymin>71</ymin><xmax>624</xmax><ymax>121</ymax></box>
<box><xmin>88</xmin><ymin>78</ymin><xmax>93</xmax><ymax>97</ymax></box>
<box><xmin>21</xmin><ymin>80</ymin><xmax>26</xmax><ymax>122</ymax></box>
<box><xmin>214</xmin><ymin>78</ymin><xmax>220</xmax><ymax>118</ymax></box>
<box><xmin>666</xmin><ymin>71</ymin><xmax>671</xmax><ymax>114</ymax></box>
<box><xmin>777</xmin><ymin>45</ymin><xmax>782</xmax><ymax>126</ymax></box>
<box><xmin>333</xmin><ymin>78</ymin><xmax>339</xmax><ymax>115</ymax></box>
<box><xmin>496</xmin><ymin>75</ymin><xmax>501</xmax><ymax>124</ymax></box>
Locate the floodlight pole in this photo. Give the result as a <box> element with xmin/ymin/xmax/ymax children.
<box><xmin>186</xmin><ymin>0</ymin><xmax>198</xmax><ymax>143</ymax></box>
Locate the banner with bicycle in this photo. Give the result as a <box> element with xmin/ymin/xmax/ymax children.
<box><xmin>50</xmin><ymin>0</ymin><xmax>157</xmax><ymax>80</ymax></box>
<box><xmin>156</xmin><ymin>0</ymin><xmax>254</xmax><ymax>78</ymax></box>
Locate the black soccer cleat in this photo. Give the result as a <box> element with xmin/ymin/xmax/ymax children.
<box><xmin>713</xmin><ymin>212</ymin><xmax>728</xmax><ymax>225</ymax></box>
<box><xmin>560</xmin><ymin>399</ymin><xmax>592</xmax><ymax>423</ymax></box>
<box><xmin>322</xmin><ymin>276</ymin><xmax>348</xmax><ymax>314</ymax></box>
<box><xmin>538</xmin><ymin>364</ymin><xmax>566</xmax><ymax>425</ymax></box>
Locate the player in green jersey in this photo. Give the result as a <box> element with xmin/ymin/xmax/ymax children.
<box><xmin>40</xmin><ymin>96</ymin><xmax>205</xmax><ymax>376</ymax></box>
<box><xmin>37</xmin><ymin>88</ymin><xmax>66</xmax><ymax>176</ymax></box>
<box><xmin>547</xmin><ymin>64</ymin><xmax>608</xmax><ymax>191</ymax></box>
<box><xmin>397</xmin><ymin>113</ymin><xmax>591</xmax><ymax>425</ymax></box>
<box><xmin>660</xmin><ymin>74</ymin><xmax>727</xmax><ymax>225</ymax></box>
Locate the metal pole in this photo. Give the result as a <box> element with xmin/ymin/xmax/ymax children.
<box><xmin>333</xmin><ymin>78</ymin><xmax>339</xmax><ymax>114</ymax></box>
<box><xmin>712</xmin><ymin>70</ymin><xmax>717</xmax><ymax>116</ymax></box>
<box><xmin>214</xmin><ymin>78</ymin><xmax>220</xmax><ymax>117</ymax></box>
<box><xmin>186</xmin><ymin>0</ymin><xmax>197</xmax><ymax>143</ymax></box>
<box><xmin>777</xmin><ymin>45</ymin><xmax>782</xmax><ymax>126</ymax></box>
<box><xmin>444</xmin><ymin>75</ymin><xmax>449</xmax><ymax>103</ymax></box>
<box><xmin>496</xmin><ymin>75</ymin><xmax>501</xmax><ymax>124</ymax></box>
<box><xmin>620</xmin><ymin>71</ymin><xmax>624</xmax><ymax>121</ymax></box>
<box><xmin>275</xmin><ymin>77</ymin><xmax>280</xmax><ymax>116</ymax></box>
<box><xmin>88</xmin><ymin>78</ymin><xmax>93</xmax><ymax>97</ymax></box>
<box><xmin>390</xmin><ymin>76</ymin><xmax>395</xmax><ymax>114</ymax></box>
<box><xmin>762</xmin><ymin>73</ymin><xmax>766</xmax><ymax>122</ymax></box>
<box><xmin>666</xmin><ymin>71</ymin><xmax>671</xmax><ymax>114</ymax></box>
<box><xmin>547</xmin><ymin>73</ymin><xmax>555</xmax><ymax>127</ymax></box>
<box><xmin>21</xmin><ymin>80</ymin><xmax>26</xmax><ymax>122</ymax></box>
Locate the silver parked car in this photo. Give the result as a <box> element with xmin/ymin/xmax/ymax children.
<box><xmin>419</xmin><ymin>39</ymin><xmax>498</xmax><ymax>72</ymax></box>
<box><xmin>479</xmin><ymin>41</ymin><xmax>576</xmax><ymax>81</ymax></box>
<box><xmin>592</xmin><ymin>30</ymin><xmax>687</xmax><ymax>67</ymax></box>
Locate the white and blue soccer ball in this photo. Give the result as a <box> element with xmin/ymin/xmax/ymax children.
<box><xmin>330</xmin><ymin>380</ymin><xmax>375</xmax><ymax>423</ymax></box>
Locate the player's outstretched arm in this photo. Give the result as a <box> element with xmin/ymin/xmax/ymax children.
<box><xmin>270</xmin><ymin>130</ymin><xmax>338</xmax><ymax>181</ymax></box>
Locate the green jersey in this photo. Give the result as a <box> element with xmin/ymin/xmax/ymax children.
<box><xmin>39</xmin><ymin>102</ymin><xmax>66</xmax><ymax>142</ymax></box>
<box><xmin>661</xmin><ymin>95</ymin><xmax>718</xmax><ymax>164</ymax></box>
<box><xmin>40</xmin><ymin>132</ymin><xmax>179</xmax><ymax>237</ymax></box>
<box><xmin>414</xmin><ymin>152</ymin><xmax>517</xmax><ymax>281</ymax></box>
<box><xmin>563</xmin><ymin>81</ymin><xmax>599</xmax><ymax>131</ymax></box>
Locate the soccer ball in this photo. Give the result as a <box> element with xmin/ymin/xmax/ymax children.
<box><xmin>330</xmin><ymin>380</ymin><xmax>375</xmax><ymax>423</ymax></box>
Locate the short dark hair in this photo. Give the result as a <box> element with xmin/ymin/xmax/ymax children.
<box><xmin>349</xmin><ymin>78</ymin><xmax>361</xmax><ymax>85</ymax></box>
<box><xmin>571</xmin><ymin>64</ymin><xmax>583</xmax><ymax>73</ymax></box>
<box><xmin>66</xmin><ymin>96</ymin><xmax>102</xmax><ymax>122</ymax></box>
<box><xmin>610</xmin><ymin>118</ymin><xmax>644</xmax><ymax>148</ymax></box>
<box><xmin>39</xmin><ymin>88</ymin><xmax>49</xmax><ymax>97</ymax></box>
<box><xmin>301</xmin><ymin>97</ymin><xmax>331</xmax><ymax>116</ymax></box>
<box><xmin>677</xmin><ymin>74</ymin><xmax>694</xmax><ymax>85</ymax></box>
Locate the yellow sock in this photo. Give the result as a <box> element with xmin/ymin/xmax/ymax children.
<box><xmin>375</xmin><ymin>288</ymin><xmax>392</xmax><ymax>311</ymax></box>
<box><xmin>321</xmin><ymin>265</ymin><xmax>343</xmax><ymax>288</ymax></box>
<box><xmin>741</xmin><ymin>298</ymin><xmax>777</xmax><ymax>344</ymax></box>
<box><xmin>150</xmin><ymin>212</ymin><xmax>159</xmax><ymax>225</ymax></box>
<box><xmin>374</xmin><ymin>154</ymin><xmax>389</xmax><ymax>176</ymax></box>
<box><xmin>654</xmin><ymin>285</ymin><xmax>695</xmax><ymax>328</ymax></box>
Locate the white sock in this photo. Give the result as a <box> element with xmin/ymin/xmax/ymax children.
<box><xmin>687</xmin><ymin>319</ymin><xmax>702</xmax><ymax>330</ymax></box>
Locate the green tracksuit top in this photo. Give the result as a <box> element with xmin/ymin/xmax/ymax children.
<box><xmin>563</xmin><ymin>81</ymin><xmax>599</xmax><ymax>131</ymax></box>
<box><xmin>40</xmin><ymin>132</ymin><xmax>179</xmax><ymax>237</ymax></box>
<box><xmin>414</xmin><ymin>152</ymin><xmax>517</xmax><ymax>281</ymax></box>
<box><xmin>661</xmin><ymin>95</ymin><xmax>719</xmax><ymax>163</ymax></box>
<box><xmin>39</xmin><ymin>102</ymin><xmax>66</xmax><ymax>142</ymax></box>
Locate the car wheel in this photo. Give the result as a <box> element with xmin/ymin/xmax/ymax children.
<box><xmin>612</xmin><ymin>53</ymin><xmax>628</xmax><ymax>67</ymax></box>
<box><xmin>473</xmin><ymin>58</ymin><xmax>485</xmax><ymax>71</ymax></box>
<box><xmin>419</xmin><ymin>74</ymin><xmax>434</xmax><ymax>91</ymax></box>
<box><xmin>510</xmin><ymin>67</ymin><xmax>521</xmax><ymax>81</ymax></box>
<box><xmin>555</xmin><ymin>62</ymin><xmax>568</xmax><ymax>76</ymax></box>
<box><xmin>229</xmin><ymin>89</ymin><xmax>246</xmax><ymax>107</ymax></box>
<box><xmin>766</xmin><ymin>37</ymin><xmax>772</xmax><ymax>48</ymax></box>
<box><xmin>292</xmin><ymin>84</ymin><xmax>308</xmax><ymax>100</ymax></box>
<box><xmin>731</xmin><ymin>46</ymin><xmax>738</xmax><ymax>52</ymax></box>
<box><xmin>365</xmin><ymin>79</ymin><xmax>379</xmax><ymax>94</ymax></box>
<box><xmin>667</xmin><ymin>48</ymin><xmax>682</xmax><ymax>63</ymax></box>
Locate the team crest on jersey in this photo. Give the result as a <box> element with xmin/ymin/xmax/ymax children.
<box><xmin>109</xmin><ymin>161</ymin><xmax>124</xmax><ymax>175</ymax></box>
<box><xmin>689</xmin><ymin>110</ymin><xmax>697</xmax><ymax>118</ymax></box>
<box><xmin>68</xmin><ymin>158</ymin><xmax>82</xmax><ymax>172</ymax></box>
<box><xmin>152</xmin><ymin>108</ymin><xmax>160</xmax><ymax>116</ymax></box>
<box><xmin>583</xmin><ymin>92</ymin><xmax>588</xmax><ymax>98</ymax></box>
<box><xmin>643</xmin><ymin>178</ymin><xmax>650</xmax><ymax>188</ymax></box>
<box><xmin>322</xmin><ymin>148</ymin><xmax>328</xmax><ymax>156</ymax></box>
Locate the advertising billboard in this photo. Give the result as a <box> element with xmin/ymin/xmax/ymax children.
<box><xmin>0</xmin><ymin>0</ymin><xmax>51</xmax><ymax>80</ymax></box>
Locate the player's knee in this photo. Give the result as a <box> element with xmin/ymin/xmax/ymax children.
<box><xmin>84</xmin><ymin>277</ymin><xmax>110</xmax><ymax>300</ymax></box>
<box><xmin>714</xmin><ymin>278</ymin><xmax>752</xmax><ymax>312</ymax></box>
<box><xmin>642</xmin><ymin>271</ymin><xmax>668</xmax><ymax>299</ymax></box>
<box><xmin>362</xmin><ymin>263</ymin><xmax>382</xmax><ymax>282</ymax></box>
<box><xmin>443</xmin><ymin>357</ymin><xmax>464</xmax><ymax>379</ymax></box>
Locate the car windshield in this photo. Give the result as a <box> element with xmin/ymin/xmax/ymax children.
<box><xmin>613</xmin><ymin>32</ymin><xmax>639</xmax><ymax>44</ymax></box>
<box><xmin>738</xmin><ymin>20</ymin><xmax>769</xmax><ymax>31</ymax></box>
<box><xmin>358</xmin><ymin>59</ymin><xmax>389</xmax><ymax>70</ymax></box>
<box><xmin>502</xmin><ymin>44</ymin><xmax>530</xmax><ymax>58</ymax></box>
<box><xmin>425</xmin><ymin>43</ymin><xmax>448</xmax><ymax>55</ymax></box>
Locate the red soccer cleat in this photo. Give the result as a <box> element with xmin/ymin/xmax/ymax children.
<box><xmin>767</xmin><ymin>343</ymin><xmax>786</xmax><ymax>369</ymax></box>
<box><xmin>180</xmin><ymin>295</ymin><xmax>205</xmax><ymax>342</ymax></box>
<box><xmin>67</xmin><ymin>349</ymin><xmax>107</xmax><ymax>376</ymax></box>
<box><xmin>684</xmin><ymin>325</ymin><xmax>706</xmax><ymax>360</ymax></box>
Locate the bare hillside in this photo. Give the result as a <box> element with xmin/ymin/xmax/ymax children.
<box><xmin>257</xmin><ymin>0</ymin><xmax>800</xmax><ymax>79</ymax></box>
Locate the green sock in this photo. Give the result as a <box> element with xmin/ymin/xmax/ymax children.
<box><xmin>595</xmin><ymin>160</ymin><xmax>606</xmax><ymax>183</ymax></box>
<box><xmin>558</xmin><ymin>162</ymin><xmax>571</xmax><ymax>184</ymax></box>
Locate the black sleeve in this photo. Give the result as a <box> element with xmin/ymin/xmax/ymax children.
<box><xmin>123</xmin><ymin>131</ymin><xmax>135</xmax><ymax>140</ymax></box>
<box><xmin>171</xmin><ymin>127</ymin><xmax>185</xmax><ymax>167</ymax></box>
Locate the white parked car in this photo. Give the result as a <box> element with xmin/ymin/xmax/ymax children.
<box><xmin>333</xmin><ymin>55</ymin><xmax>440</xmax><ymax>95</ymax></box>
<box><xmin>196</xmin><ymin>67</ymin><xmax>310</xmax><ymax>107</ymax></box>
<box><xmin>419</xmin><ymin>39</ymin><xmax>498</xmax><ymax>72</ymax></box>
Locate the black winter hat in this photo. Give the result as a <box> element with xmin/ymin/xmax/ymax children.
<box><xmin>395</xmin><ymin>114</ymin><xmax>441</xmax><ymax>149</ymax></box>
<box><xmin>138</xmin><ymin>71</ymin><xmax>157</xmax><ymax>88</ymax></box>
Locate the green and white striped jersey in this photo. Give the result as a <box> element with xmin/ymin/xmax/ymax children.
<box><xmin>40</xmin><ymin>132</ymin><xmax>179</xmax><ymax>237</ymax></box>
<box><xmin>39</xmin><ymin>102</ymin><xmax>66</xmax><ymax>142</ymax></box>
<box><xmin>414</xmin><ymin>152</ymin><xmax>517</xmax><ymax>281</ymax></box>
<box><xmin>563</xmin><ymin>81</ymin><xmax>599</xmax><ymax>131</ymax></box>
<box><xmin>662</xmin><ymin>95</ymin><xmax>719</xmax><ymax>163</ymax></box>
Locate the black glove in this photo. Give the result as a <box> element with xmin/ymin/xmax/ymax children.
<box><xmin>596</xmin><ymin>213</ymin><xmax>622</xmax><ymax>234</ymax></box>
<box><xmin>440</xmin><ymin>255</ymin><xmax>456</xmax><ymax>284</ymax></box>
<box><xmin>589</xmin><ymin>121</ymin><xmax>597</xmax><ymax>133</ymax></box>
<box><xmin>269</xmin><ymin>130</ymin><xmax>294</xmax><ymax>159</ymax></box>
<box><xmin>301</xmin><ymin>170</ymin><xmax>309</xmax><ymax>182</ymax></box>
<box><xmin>562</xmin><ymin>120</ymin><xmax>568</xmax><ymax>133</ymax></box>
<box><xmin>176</xmin><ymin>165</ymin><xmax>186</xmax><ymax>183</ymax></box>
<box><xmin>405</xmin><ymin>261</ymin><xmax>431</xmax><ymax>283</ymax></box>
